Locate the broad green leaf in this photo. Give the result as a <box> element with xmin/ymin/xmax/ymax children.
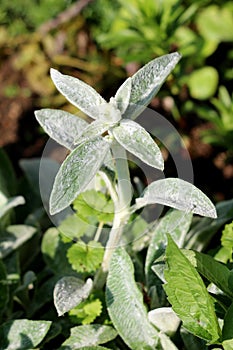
<box><xmin>106</xmin><ymin>247</ymin><xmax>159</xmax><ymax>349</ymax></box>
<box><xmin>0</xmin><ymin>194</ymin><xmax>25</xmax><ymax>219</ymax></box>
<box><xmin>164</xmin><ymin>235</ymin><xmax>221</xmax><ymax>343</ymax></box>
<box><xmin>187</xmin><ymin>67</ymin><xmax>219</xmax><ymax>100</ymax></box>
<box><xmin>122</xmin><ymin>52</ymin><xmax>181</xmax><ymax>119</ymax></box>
<box><xmin>50</xmin><ymin>68</ymin><xmax>106</xmax><ymax>120</ymax></box>
<box><xmin>215</xmin><ymin>222</ymin><xmax>233</xmax><ymax>263</ymax></box>
<box><xmin>222</xmin><ymin>302</ymin><xmax>233</xmax><ymax>341</ymax></box>
<box><xmin>112</xmin><ymin>119</ymin><xmax>164</xmax><ymax>170</ymax></box>
<box><xmin>50</xmin><ymin>137</ymin><xmax>111</xmax><ymax>215</ymax></box>
<box><xmin>54</xmin><ymin>276</ymin><xmax>93</xmax><ymax>316</ymax></box>
<box><xmin>148</xmin><ymin>307</ymin><xmax>180</xmax><ymax>336</ymax></box>
<box><xmin>58</xmin><ymin>214</ymin><xmax>95</xmax><ymax>240</ymax></box>
<box><xmin>35</xmin><ymin>109</ymin><xmax>88</xmax><ymax>150</ymax></box>
<box><xmin>180</xmin><ymin>327</ymin><xmax>208</xmax><ymax>350</ymax></box>
<box><xmin>182</xmin><ymin>250</ymin><xmax>233</xmax><ymax>299</ymax></box>
<box><xmin>69</xmin><ymin>298</ymin><xmax>102</xmax><ymax>325</ymax></box>
<box><xmin>145</xmin><ymin>210</ymin><xmax>192</xmax><ymax>289</ymax></box>
<box><xmin>0</xmin><ymin>319</ymin><xmax>51</xmax><ymax>350</ymax></box>
<box><xmin>114</xmin><ymin>77</ymin><xmax>132</xmax><ymax>114</ymax></box>
<box><xmin>0</xmin><ymin>225</ymin><xmax>37</xmax><ymax>259</ymax></box>
<box><xmin>67</xmin><ymin>241</ymin><xmax>104</xmax><ymax>273</ymax></box>
<box><xmin>0</xmin><ymin>259</ymin><xmax>8</xmax><ymax>315</ymax></box>
<box><xmin>136</xmin><ymin>178</ymin><xmax>217</xmax><ymax>218</ymax></box>
<box><xmin>59</xmin><ymin>324</ymin><xmax>117</xmax><ymax>349</ymax></box>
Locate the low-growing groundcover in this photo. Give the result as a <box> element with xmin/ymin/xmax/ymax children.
<box><xmin>0</xmin><ymin>54</ymin><xmax>233</xmax><ymax>349</ymax></box>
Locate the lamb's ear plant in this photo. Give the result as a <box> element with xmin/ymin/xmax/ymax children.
<box><xmin>35</xmin><ymin>53</ymin><xmax>220</xmax><ymax>349</ymax></box>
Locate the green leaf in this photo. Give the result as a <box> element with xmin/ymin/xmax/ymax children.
<box><xmin>187</xmin><ymin>67</ymin><xmax>219</xmax><ymax>100</ymax></box>
<box><xmin>35</xmin><ymin>109</ymin><xmax>88</xmax><ymax>150</ymax></box>
<box><xmin>164</xmin><ymin>235</ymin><xmax>221</xmax><ymax>343</ymax></box>
<box><xmin>54</xmin><ymin>276</ymin><xmax>93</xmax><ymax>316</ymax></box>
<box><xmin>67</xmin><ymin>241</ymin><xmax>104</xmax><ymax>273</ymax></box>
<box><xmin>136</xmin><ymin>178</ymin><xmax>217</xmax><ymax>218</ymax></box>
<box><xmin>148</xmin><ymin>307</ymin><xmax>180</xmax><ymax>336</ymax></box>
<box><xmin>182</xmin><ymin>250</ymin><xmax>233</xmax><ymax>299</ymax></box>
<box><xmin>122</xmin><ymin>52</ymin><xmax>181</xmax><ymax>119</ymax></box>
<box><xmin>58</xmin><ymin>214</ymin><xmax>95</xmax><ymax>240</ymax></box>
<box><xmin>0</xmin><ymin>225</ymin><xmax>37</xmax><ymax>259</ymax></box>
<box><xmin>106</xmin><ymin>247</ymin><xmax>159</xmax><ymax>349</ymax></box>
<box><xmin>50</xmin><ymin>69</ymin><xmax>107</xmax><ymax>120</ymax></box>
<box><xmin>59</xmin><ymin>324</ymin><xmax>117</xmax><ymax>349</ymax></box>
<box><xmin>222</xmin><ymin>302</ymin><xmax>233</xmax><ymax>341</ymax></box>
<box><xmin>112</xmin><ymin>119</ymin><xmax>164</xmax><ymax>170</ymax></box>
<box><xmin>0</xmin><ymin>148</ymin><xmax>16</xmax><ymax>196</ymax></box>
<box><xmin>215</xmin><ymin>222</ymin><xmax>233</xmax><ymax>263</ymax></box>
<box><xmin>0</xmin><ymin>194</ymin><xmax>25</xmax><ymax>219</ymax></box>
<box><xmin>0</xmin><ymin>319</ymin><xmax>51</xmax><ymax>350</ymax></box>
<box><xmin>222</xmin><ymin>339</ymin><xmax>233</xmax><ymax>350</ymax></box>
<box><xmin>69</xmin><ymin>298</ymin><xmax>102</xmax><ymax>325</ymax></box>
<box><xmin>114</xmin><ymin>77</ymin><xmax>132</xmax><ymax>114</ymax></box>
<box><xmin>0</xmin><ymin>259</ymin><xmax>9</xmax><ymax>315</ymax></box>
<box><xmin>50</xmin><ymin>137</ymin><xmax>111</xmax><ymax>215</ymax></box>
<box><xmin>180</xmin><ymin>327</ymin><xmax>208</xmax><ymax>350</ymax></box>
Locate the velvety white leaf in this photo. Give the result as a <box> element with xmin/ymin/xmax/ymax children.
<box><xmin>112</xmin><ymin>119</ymin><xmax>164</xmax><ymax>170</ymax></box>
<box><xmin>158</xmin><ymin>332</ymin><xmax>179</xmax><ymax>350</ymax></box>
<box><xmin>122</xmin><ymin>52</ymin><xmax>181</xmax><ymax>119</ymax></box>
<box><xmin>148</xmin><ymin>307</ymin><xmax>180</xmax><ymax>336</ymax></box>
<box><xmin>50</xmin><ymin>69</ymin><xmax>107</xmax><ymax>119</ymax></box>
<box><xmin>54</xmin><ymin>277</ymin><xmax>93</xmax><ymax>316</ymax></box>
<box><xmin>35</xmin><ymin>109</ymin><xmax>88</xmax><ymax>150</ymax></box>
<box><xmin>136</xmin><ymin>178</ymin><xmax>217</xmax><ymax>218</ymax></box>
<box><xmin>60</xmin><ymin>324</ymin><xmax>117</xmax><ymax>349</ymax></box>
<box><xmin>114</xmin><ymin>77</ymin><xmax>132</xmax><ymax>114</ymax></box>
<box><xmin>75</xmin><ymin>120</ymin><xmax>110</xmax><ymax>145</ymax></box>
<box><xmin>0</xmin><ymin>195</ymin><xmax>25</xmax><ymax>219</ymax></box>
<box><xmin>50</xmin><ymin>138</ymin><xmax>111</xmax><ymax>215</ymax></box>
<box><xmin>106</xmin><ymin>247</ymin><xmax>159</xmax><ymax>349</ymax></box>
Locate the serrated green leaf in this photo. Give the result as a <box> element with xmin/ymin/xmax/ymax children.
<box><xmin>35</xmin><ymin>109</ymin><xmax>88</xmax><ymax>150</ymax></box>
<box><xmin>164</xmin><ymin>235</ymin><xmax>221</xmax><ymax>343</ymax></box>
<box><xmin>50</xmin><ymin>138</ymin><xmax>111</xmax><ymax>215</ymax></box>
<box><xmin>0</xmin><ymin>319</ymin><xmax>51</xmax><ymax>350</ymax></box>
<box><xmin>222</xmin><ymin>302</ymin><xmax>233</xmax><ymax>341</ymax></box>
<box><xmin>148</xmin><ymin>307</ymin><xmax>180</xmax><ymax>336</ymax></box>
<box><xmin>114</xmin><ymin>77</ymin><xmax>132</xmax><ymax>114</ymax></box>
<box><xmin>54</xmin><ymin>276</ymin><xmax>93</xmax><ymax>316</ymax></box>
<box><xmin>122</xmin><ymin>52</ymin><xmax>181</xmax><ymax>119</ymax></box>
<box><xmin>58</xmin><ymin>214</ymin><xmax>95</xmax><ymax>240</ymax></box>
<box><xmin>67</xmin><ymin>241</ymin><xmax>104</xmax><ymax>273</ymax></box>
<box><xmin>50</xmin><ymin>68</ymin><xmax>106</xmax><ymax>120</ymax></box>
<box><xmin>106</xmin><ymin>247</ymin><xmax>159</xmax><ymax>349</ymax></box>
<box><xmin>69</xmin><ymin>298</ymin><xmax>102</xmax><ymax>325</ymax></box>
<box><xmin>59</xmin><ymin>324</ymin><xmax>117</xmax><ymax>349</ymax></box>
<box><xmin>112</xmin><ymin>119</ymin><xmax>164</xmax><ymax>170</ymax></box>
<box><xmin>136</xmin><ymin>178</ymin><xmax>217</xmax><ymax>218</ymax></box>
<box><xmin>0</xmin><ymin>194</ymin><xmax>25</xmax><ymax>219</ymax></box>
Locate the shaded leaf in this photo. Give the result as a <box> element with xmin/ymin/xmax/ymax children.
<box><xmin>0</xmin><ymin>194</ymin><xmax>25</xmax><ymax>219</ymax></box>
<box><xmin>59</xmin><ymin>324</ymin><xmax>117</xmax><ymax>349</ymax></box>
<box><xmin>54</xmin><ymin>276</ymin><xmax>93</xmax><ymax>316</ymax></box>
<box><xmin>158</xmin><ymin>332</ymin><xmax>179</xmax><ymax>350</ymax></box>
<box><xmin>35</xmin><ymin>109</ymin><xmax>88</xmax><ymax>150</ymax></box>
<box><xmin>50</xmin><ymin>137</ymin><xmax>111</xmax><ymax>215</ymax></box>
<box><xmin>106</xmin><ymin>247</ymin><xmax>159</xmax><ymax>349</ymax></box>
<box><xmin>136</xmin><ymin>178</ymin><xmax>217</xmax><ymax>218</ymax></box>
<box><xmin>50</xmin><ymin>69</ymin><xmax>106</xmax><ymax>120</ymax></box>
<box><xmin>0</xmin><ymin>319</ymin><xmax>51</xmax><ymax>350</ymax></box>
<box><xmin>112</xmin><ymin>119</ymin><xmax>164</xmax><ymax>170</ymax></box>
<box><xmin>0</xmin><ymin>148</ymin><xmax>16</xmax><ymax>196</ymax></box>
<box><xmin>164</xmin><ymin>235</ymin><xmax>221</xmax><ymax>343</ymax></box>
<box><xmin>0</xmin><ymin>259</ymin><xmax>8</xmax><ymax>315</ymax></box>
<box><xmin>222</xmin><ymin>302</ymin><xmax>233</xmax><ymax>341</ymax></box>
<box><xmin>122</xmin><ymin>52</ymin><xmax>181</xmax><ymax>119</ymax></box>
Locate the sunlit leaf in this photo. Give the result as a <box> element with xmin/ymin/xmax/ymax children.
<box><xmin>148</xmin><ymin>307</ymin><xmax>180</xmax><ymax>336</ymax></box>
<box><xmin>0</xmin><ymin>194</ymin><xmax>25</xmax><ymax>219</ymax></box>
<box><xmin>50</xmin><ymin>138</ymin><xmax>111</xmax><ymax>215</ymax></box>
<box><xmin>75</xmin><ymin>120</ymin><xmax>110</xmax><ymax>145</ymax></box>
<box><xmin>114</xmin><ymin>77</ymin><xmax>132</xmax><ymax>114</ymax></box>
<box><xmin>112</xmin><ymin>119</ymin><xmax>164</xmax><ymax>170</ymax></box>
<box><xmin>187</xmin><ymin>67</ymin><xmax>218</xmax><ymax>100</ymax></box>
<box><xmin>106</xmin><ymin>247</ymin><xmax>159</xmax><ymax>349</ymax></box>
<box><xmin>35</xmin><ymin>109</ymin><xmax>88</xmax><ymax>150</ymax></box>
<box><xmin>54</xmin><ymin>276</ymin><xmax>93</xmax><ymax>316</ymax></box>
<box><xmin>136</xmin><ymin>178</ymin><xmax>217</xmax><ymax>218</ymax></box>
<box><xmin>50</xmin><ymin>69</ymin><xmax>107</xmax><ymax>119</ymax></box>
<box><xmin>69</xmin><ymin>298</ymin><xmax>102</xmax><ymax>325</ymax></box>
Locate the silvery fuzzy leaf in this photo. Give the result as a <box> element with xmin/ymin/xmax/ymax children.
<box><xmin>50</xmin><ymin>69</ymin><xmax>107</xmax><ymax>120</ymax></box>
<box><xmin>122</xmin><ymin>52</ymin><xmax>181</xmax><ymax>119</ymax></box>
<box><xmin>35</xmin><ymin>109</ymin><xmax>88</xmax><ymax>150</ymax></box>
<box><xmin>114</xmin><ymin>77</ymin><xmax>132</xmax><ymax>114</ymax></box>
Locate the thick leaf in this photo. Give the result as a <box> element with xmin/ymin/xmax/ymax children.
<box><xmin>35</xmin><ymin>109</ymin><xmax>88</xmax><ymax>150</ymax></box>
<box><xmin>0</xmin><ymin>259</ymin><xmax>8</xmax><ymax>314</ymax></box>
<box><xmin>222</xmin><ymin>302</ymin><xmax>233</xmax><ymax>341</ymax></box>
<box><xmin>182</xmin><ymin>250</ymin><xmax>233</xmax><ymax>299</ymax></box>
<box><xmin>164</xmin><ymin>235</ymin><xmax>221</xmax><ymax>343</ymax></box>
<box><xmin>0</xmin><ymin>319</ymin><xmax>51</xmax><ymax>350</ymax></box>
<box><xmin>75</xmin><ymin>120</ymin><xmax>111</xmax><ymax>145</ymax></box>
<box><xmin>112</xmin><ymin>119</ymin><xmax>164</xmax><ymax>170</ymax></box>
<box><xmin>54</xmin><ymin>276</ymin><xmax>93</xmax><ymax>316</ymax></box>
<box><xmin>106</xmin><ymin>247</ymin><xmax>159</xmax><ymax>349</ymax></box>
<box><xmin>122</xmin><ymin>52</ymin><xmax>181</xmax><ymax>119</ymax></box>
<box><xmin>0</xmin><ymin>225</ymin><xmax>37</xmax><ymax>259</ymax></box>
<box><xmin>0</xmin><ymin>194</ymin><xmax>25</xmax><ymax>219</ymax></box>
<box><xmin>59</xmin><ymin>324</ymin><xmax>117</xmax><ymax>349</ymax></box>
<box><xmin>136</xmin><ymin>178</ymin><xmax>217</xmax><ymax>218</ymax></box>
<box><xmin>50</xmin><ymin>69</ymin><xmax>106</xmax><ymax>119</ymax></box>
<box><xmin>114</xmin><ymin>77</ymin><xmax>132</xmax><ymax>114</ymax></box>
<box><xmin>50</xmin><ymin>137</ymin><xmax>111</xmax><ymax>215</ymax></box>
<box><xmin>148</xmin><ymin>307</ymin><xmax>180</xmax><ymax>336</ymax></box>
